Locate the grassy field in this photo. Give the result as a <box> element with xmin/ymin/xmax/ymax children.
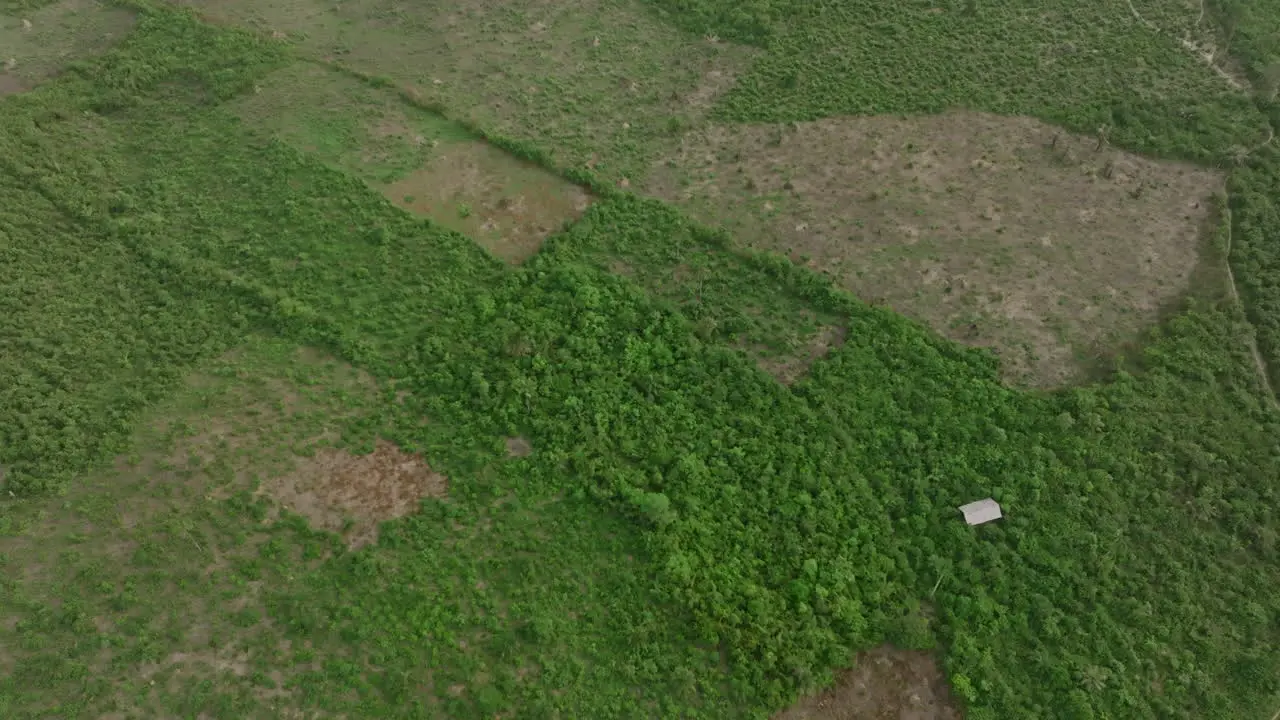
<box><xmin>2</xmin><ymin>0</ymin><xmax>1280</xmax><ymax>719</ymax></box>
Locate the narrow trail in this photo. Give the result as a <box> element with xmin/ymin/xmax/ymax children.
<box><xmin>1123</xmin><ymin>1</ymin><xmax>1280</xmax><ymax>412</ymax></box>
<box><xmin>1125</xmin><ymin>0</ymin><xmax>1247</xmax><ymax>90</ymax></box>
<box><xmin>1254</xmin><ymin>124</ymin><xmax>1276</xmax><ymax>154</ymax></box>
<box><xmin>1221</xmin><ymin>197</ymin><xmax>1280</xmax><ymax>410</ymax></box>
<box><xmin>1176</xmin><ymin>0</ymin><xmax>1280</xmax><ymax>415</ymax></box>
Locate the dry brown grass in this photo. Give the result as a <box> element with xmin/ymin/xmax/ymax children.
<box><xmin>384</xmin><ymin>140</ymin><xmax>592</xmax><ymax>264</ymax></box>
<box><xmin>773</xmin><ymin>646</ymin><xmax>961</xmax><ymax>720</ymax></box>
<box><xmin>259</xmin><ymin>440</ymin><xmax>447</xmax><ymax>549</ymax></box>
<box><xmin>645</xmin><ymin>111</ymin><xmax>1225</xmax><ymax>387</ymax></box>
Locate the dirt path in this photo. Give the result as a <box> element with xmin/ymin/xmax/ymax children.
<box><xmin>1222</xmin><ymin>196</ymin><xmax>1280</xmax><ymax>409</ymax></box>
<box><xmin>1124</xmin><ymin>0</ymin><xmax>1247</xmax><ymax>90</ymax></box>
<box><xmin>1253</xmin><ymin>125</ymin><xmax>1276</xmax><ymax>155</ymax></box>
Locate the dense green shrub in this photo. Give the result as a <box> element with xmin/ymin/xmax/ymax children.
<box><xmin>396</xmin><ymin>198</ymin><xmax>1280</xmax><ymax>717</ymax></box>
<box><xmin>1207</xmin><ymin>0</ymin><xmax>1280</xmax><ymax>87</ymax></box>
<box><xmin>1228</xmin><ymin>152</ymin><xmax>1280</xmax><ymax>389</ymax></box>
<box><xmin>647</xmin><ymin>0</ymin><xmax>1268</xmax><ymax>161</ymax></box>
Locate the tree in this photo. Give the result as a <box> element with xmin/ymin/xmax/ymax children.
<box><xmin>1218</xmin><ymin>0</ymin><xmax>1243</xmax><ymax>52</ymax></box>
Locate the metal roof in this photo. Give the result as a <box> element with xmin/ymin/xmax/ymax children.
<box><xmin>959</xmin><ymin>498</ymin><xmax>1003</xmax><ymax>526</ymax></box>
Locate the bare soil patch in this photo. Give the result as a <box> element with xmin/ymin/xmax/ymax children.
<box><xmin>753</xmin><ymin>324</ymin><xmax>847</xmax><ymax>384</ymax></box>
<box><xmin>0</xmin><ymin>71</ymin><xmax>25</xmax><ymax>96</ymax></box>
<box><xmin>646</xmin><ymin>111</ymin><xmax>1224</xmax><ymax>387</ymax></box>
<box><xmin>385</xmin><ymin>140</ymin><xmax>592</xmax><ymax>263</ymax></box>
<box><xmin>261</xmin><ymin>440</ymin><xmax>447</xmax><ymax>549</ymax></box>
<box><xmin>774</xmin><ymin>646</ymin><xmax>961</xmax><ymax>720</ymax></box>
<box><xmin>504</xmin><ymin>436</ymin><xmax>533</xmax><ymax>458</ymax></box>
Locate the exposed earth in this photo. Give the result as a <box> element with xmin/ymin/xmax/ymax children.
<box><xmin>261</xmin><ymin>440</ymin><xmax>448</xmax><ymax>549</ymax></box>
<box><xmin>645</xmin><ymin>111</ymin><xmax>1224</xmax><ymax>386</ymax></box>
<box><xmin>774</xmin><ymin>646</ymin><xmax>961</xmax><ymax>720</ymax></box>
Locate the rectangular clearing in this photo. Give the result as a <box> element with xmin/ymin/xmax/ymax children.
<box><xmin>232</xmin><ymin>62</ymin><xmax>591</xmax><ymax>263</ymax></box>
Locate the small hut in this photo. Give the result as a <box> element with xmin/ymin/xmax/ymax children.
<box><xmin>959</xmin><ymin>498</ymin><xmax>1002</xmax><ymax>526</ymax></box>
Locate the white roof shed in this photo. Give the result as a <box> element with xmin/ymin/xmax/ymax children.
<box><xmin>959</xmin><ymin>498</ymin><xmax>1002</xmax><ymax>526</ymax></box>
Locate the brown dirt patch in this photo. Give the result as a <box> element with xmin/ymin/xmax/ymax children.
<box><xmin>774</xmin><ymin>646</ymin><xmax>961</xmax><ymax>720</ymax></box>
<box><xmin>261</xmin><ymin>439</ymin><xmax>447</xmax><ymax>549</ymax></box>
<box><xmin>645</xmin><ymin>111</ymin><xmax>1225</xmax><ymax>387</ymax></box>
<box><xmin>504</xmin><ymin>436</ymin><xmax>532</xmax><ymax>458</ymax></box>
<box><xmin>384</xmin><ymin>140</ymin><xmax>592</xmax><ymax>263</ymax></box>
<box><xmin>0</xmin><ymin>71</ymin><xmax>25</xmax><ymax>96</ymax></box>
<box><xmin>754</xmin><ymin>324</ymin><xmax>847</xmax><ymax>384</ymax></box>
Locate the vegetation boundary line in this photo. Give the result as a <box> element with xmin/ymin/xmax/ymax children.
<box><xmin>1220</xmin><ymin>194</ymin><xmax>1280</xmax><ymax>409</ymax></box>
<box><xmin>226</xmin><ymin>21</ymin><xmax>1280</xmax><ymax>410</ymax></box>
<box><xmin>309</xmin><ymin>58</ymin><xmax>622</xmax><ymax>201</ymax></box>
<box><xmin>306</xmin><ymin>59</ymin><xmax>905</xmax><ymax>328</ymax></box>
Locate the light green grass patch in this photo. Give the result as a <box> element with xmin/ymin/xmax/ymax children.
<box><xmin>0</xmin><ymin>336</ymin><xmax>379</xmax><ymax>718</ymax></box>
<box><xmin>0</xmin><ymin>334</ymin><xmax>746</xmax><ymax>718</ymax></box>
<box><xmin>230</xmin><ymin>62</ymin><xmax>472</xmax><ymax>184</ymax></box>
<box><xmin>231</xmin><ymin>61</ymin><xmax>593</xmax><ymax>263</ymax></box>
<box><xmin>0</xmin><ymin>0</ymin><xmax>135</xmax><ymax>91</ymax></box>
<box><xmin>175</xmin><ymin>0</ymin><xmax>757</xmax><ymax>184</ymax></box>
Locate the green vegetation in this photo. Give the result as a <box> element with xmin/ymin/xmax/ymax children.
<box><xmin>1</xmin><ymin>335</ymin><xmax>750</xmax><ymax>718</ymax></box>
<box><xmin>1209</xmin><ymin>0</ymin><xmax>1280</xmax><ymax>89</ymax></box>
<box><xmin>0</xmin><ymin>171</ymin><xmax>246</xmax><ymax>494</ymax></box>
<box><xmin>1229</xmin><ymin>155</ymin><xmax>1280</xmax><ymax>389</ymax></box>
<box><xmin>1208</xmin><ymin>0</ymin><xmax>1280</xmax><ymax>390</ymax></box>
<box><xmin>228</xmin><ymin>62</ymin><xmax>474</xmax><ymax>185</ymax></box>
<box><xmin>555</xmin><ymin>204</ymin><xmax>845</xmax><ymax>372</ymax></box>
<box><xmin>2</xmin><ymin>2</ymin><xmax>1279</xmax><ymax>720</ymax></box>
<box><xmin>653</xmin><ymin>0</ymin><xmax>1268</xmax><ymax>159</ymax></box>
